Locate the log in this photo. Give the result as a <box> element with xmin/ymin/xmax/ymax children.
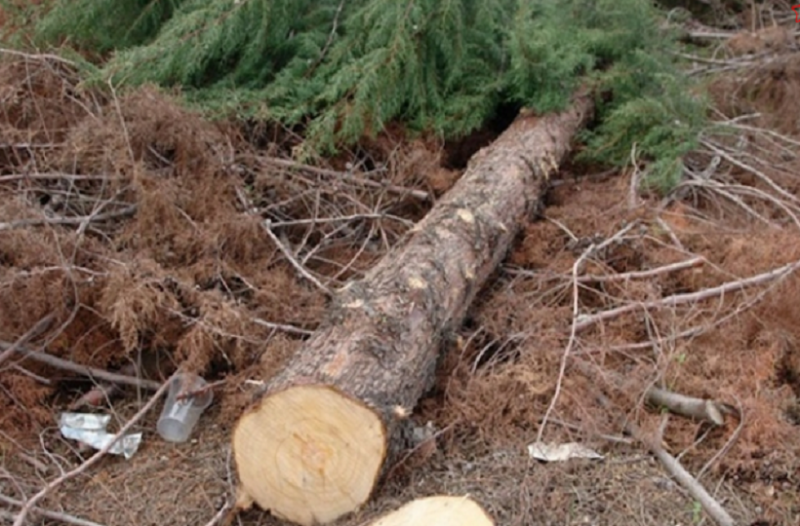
<box><xmin>368</xmin><ymin>495</ymin><xmax>494</xmax><ymax>526</ymax></box>
<box><xmin>232</xmin><ymin>94</ymin><xmax>593</xmax><ymax>526</ymax></box>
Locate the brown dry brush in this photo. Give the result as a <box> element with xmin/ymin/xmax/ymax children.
<box><xmin>428</xmin><ymin>175</ymin><xmax>800</xmax><ymax>482</ymax></box>
<box><xmin>0</xmin><ymin>54</ymin><xmax>432</xmax><ymax>441</ymax></box>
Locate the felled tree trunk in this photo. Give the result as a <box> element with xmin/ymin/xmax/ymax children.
<box><xmin>369</xmin><ymin>495</ymin><xmax>494</xmax><ymax>526</ymax></box>
<box><xmin>232</xmin><ymin>94</ymin><xmax>593</xmax><ymax>526</ymax></box>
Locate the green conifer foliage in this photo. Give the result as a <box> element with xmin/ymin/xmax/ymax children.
<box><xmin>36</xmin><ymin>0</ymin><xmax>187</xmax><ymax>53</ymax></box>
<box><xmin>34</xmin><ymin>0</ymin><xmax>708</xmax><ymax>189</ymax></box>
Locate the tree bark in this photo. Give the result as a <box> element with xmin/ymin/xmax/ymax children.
<box><xmin>232</xmin><ymin>94</ymin><xmax>593</xmax><ymax>526</ymax></box>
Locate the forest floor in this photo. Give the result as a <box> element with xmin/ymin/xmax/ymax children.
<box><xmin>2</xmin><ymin>11</ymin><xmax>800</xmax><ymax>526</ymax></box>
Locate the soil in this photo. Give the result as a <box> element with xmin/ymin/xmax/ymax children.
<box><xmin>2</xmin><ymin>7</ymin><xmax>800</xmax><ymax>526</ymax></box>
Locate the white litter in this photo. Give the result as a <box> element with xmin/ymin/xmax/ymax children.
<box><xmin>527</xmin><ymin>441</ymin><xmax>604</xmax><ymax>462</ymax></box>
<box><xmin>59</xmin><ymin>412</ymin><xmax>142</xmax><ymax>460</ymax></box>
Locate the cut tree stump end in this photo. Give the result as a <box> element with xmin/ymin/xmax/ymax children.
<box><xmin>369</xmin><ymin>495</ymin><xmax>494</xmax><ymax>526</ymax></box>
<box><xmin>233</xmin><ymin>385</ymin><xmax>387</xmax><ymax>526</ymax></box>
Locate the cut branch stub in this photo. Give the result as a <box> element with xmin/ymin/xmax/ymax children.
<box><xmin>233</xmin><ymin>94</ymin><xmax>593</xmax><ymax>526</ymax></box>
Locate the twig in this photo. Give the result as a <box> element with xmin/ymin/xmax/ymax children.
<box><xmin>653</xmin><ymin>216</ymin><xmax>686</xmax><ymax>252</ymax></box>
<box><xmin>537</xmin><ymin>221</ymin><xmax>640</xmax><ymax>440</ymax></box>
<box><xmin>268</xmin><ymin>212</ymin><xmax>413</xmax><ymax>228</ymax></box>
<box><xmin>0</xmin><ymin>340</ymin><xmax>161</xmax><ymax>390</ymax></box>
<box><xmin>575</xmin><ymin>258</ymin><xmax>800</xmax><ymax>332</ymax></box>
<box><xmin>177</xmin><ymin>378</ymin><xmax>227</xmax><ymax>401</ymax></box>
<box><xmin>9</xmin><ymin>363</ymin><xmax>52</xmax><ymax>385</ymax></box>
<box><xmin>628</xmin><ymin>143</ymin><xmax>641</xmax><ymax>210</ymax></box>
<box><xmin>0</xmin><ymin>47</ymin><xmax>78</xmax><ymax>66</ymax></box>
<box><xmin>536</xmin><ymin>243</ymin><xmax>595</xmax><ymax>443</ymax></box>
<box><xmin>577</xmin><ymin>257</ymin><xmax>704</xmax><ymax>283</ymax></box>
<box><xmin>0</xmin><ymin>205</ymin><xmax>137</xmax><ymax>231</ymax></box>
<box><xmin>202</xmin><ymin>500</ymin><xmax>231</xmax><ymax>526</ymax></box>
<box><xmin>0</xmin><ymin>493</ymin><xmax>105</xmax><ymax>526</ymax></box>
<box><xmin>11</xmin><ymin>377</ymin><xmax>171</xmax><ymax>526</ymax></box>
<box><xmin>258</xmin><ymin>156</ymin><xmax>430</xmax><ymax>201</ymax></box>
<box><xmin>0</xmin><ymin>313</ymin><xmax>55</xmax><ymax>367</ymax></box>
<box><xmin>0</xmin><ymin>173</ymin><xmax>121</xmax><ymax>183</ymax></box>
<box><xmin>702</xmin><ymin>139</ymin><xmax>800</xmax><ymax>208</ymax></box>
<box><xmin>310</xmin><ymin>0</ymin><xmax>345</xmax><ymax>71</ymax></box>
<box><xmin>697</xmin><ymin>397</ymin><xmax>745</xmax><ymax>481</ymax></box>
<box><xmin>251</xmin><ymin>317</ymin><xmax>314</xmax><ymax>336</ymax></box>
<box><xmin>262</xmin><ymin>220</ymin><xmax>332</xmax><ymax>295</ymax></box>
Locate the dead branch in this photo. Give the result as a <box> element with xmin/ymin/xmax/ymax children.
<box><xmin>0</xmin><ymin>47</ymin><xmax>78</xmax><ymax>66</ymax></box>
<box><xmin>262</xmin><ymin>219</ymin><xmax>332</xmax><ymax>295</ymax></box>
<box><xmin>11</xmin><ymin>377</ymin><xmax>171</xmax><ymax>526</ymax></box>
<box><xmin>202</xmin><ymin>500</ymin><xmax>231</xmax><ymax>526</ymax></box>
<box><xmin>646</xmin><ymin>386</ymin><xmax>726</xmax><ymax>426</ymax></box>
<box><xmin>537</xmin><ymin>221</ymin><xmax>639</xmax><ymax>441</ymax></box>
<box><xmin>257</xmin><ymin>156</ymin><xmax>430</xmax><ymax>201</ymax></box>
<box><xmin>0</xmin><ymin>173</ymin><xmax>121</xmax><ymax>183</ymax></box>
<box><xmin>0</xmin><ymin>205</ymin><xmax>137</xmax><ymax>231</ymax></box>
<box><xmin>578</xmin><ymin>257</ymin><xmax>705</xmax><ymax>283</ymax></box>
<box><xmin>575</xmin><ymin>259</ymin><xmax>800</xmax><ymax>332</ymax></box>
<box><xmin>628</xmin><ymin>419</ymin><xmax>736</xmax><ymax>526</ymax></box>
<box><xmin>0</xmin><ymin>314</ymin><xmax>55</xmax><ymax>367</ymax></box>
<box><xmin>251</xmin><ymin>316</ymin><xmax>314</xmax><ymax>336</ymax></box>
<box><xmin>590</xmin><ymin>385</ymin><xmax>736</xmax><ymax>526</ymax></box>
<box><xmin>0</xmin><ymin>340</ymin><xmax>161</xmax><ymax>390</ymax></box>
<box><xmin>0</xmin><ymin>493</ymin><xmax>105</xmax><ymax>526</ymax></box>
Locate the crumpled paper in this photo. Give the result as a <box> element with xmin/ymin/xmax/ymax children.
<box><xmin>59</xmin><ymin>412</ymin><xmax>142</xmax><ymax>460</ymax></box>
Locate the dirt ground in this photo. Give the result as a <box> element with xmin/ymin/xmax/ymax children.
<box><xmin>2</xmin><ymin>8</ymin><xmax>800</xmax><ymax>526</ymax></box>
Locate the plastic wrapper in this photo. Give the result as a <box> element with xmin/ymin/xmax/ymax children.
<box><xmin>59</xmin><ymin>412</ymin><xmax>142</xmax><ymax>460</ymax></box>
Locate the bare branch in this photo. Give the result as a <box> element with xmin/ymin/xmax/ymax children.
<box><xmin>0</xmin><ymin>205</ymin><xmax>137</xmax><ymax>231</ymax></box>
<box><xmin>257</xmin><ymin>156</ymin><xmax>430</xmax><ymax>201</ymax></box>
<box><xmin>262</xmin><ymin>220</ymin><xmax>332</xmax><ymax>295</ymax></box>
<box><xmin>0</xmin><ymin>493</ymin><xmax>105</xmax><ymax>526</ymax></box>
<box><xmin>646</xmin><ymin>386</ymin><xmax>726</xmax><ymax>426</ymax></box>
<box><xmin>575</xmin><ymin>259</ymin><xmax>800</xmax><ymax>332</ymax></box>
<box><xmin>0</xmin><ymin>340</ymin><xmax>161</xmax><ymax>390</ymax></box>
<box><xmin>630</xmin><ymin>421</ymin><xmax>736</xmax><ymax>526</ymax></box>
<box><xmin>0</xmin><ymin>314</ymin><xmax>55</xmax><ymax>367</ymax></box>
<box><xmin>578</xmin><ymin>257</ymin><xmax>705</xmax><ymax>283</ymax></box>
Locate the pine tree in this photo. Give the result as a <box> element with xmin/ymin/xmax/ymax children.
<box><xmin>33</xmin><ymin>0</ymin><xmax>707</xmax><ymax>188</ymax></box>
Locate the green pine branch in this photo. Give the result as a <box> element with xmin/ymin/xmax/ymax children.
<box><xmin>31</xmin><ymin>0</ymin><xmax>710</xmax><ymax>190</ymax></box>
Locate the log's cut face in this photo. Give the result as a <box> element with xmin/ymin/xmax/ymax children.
<box><xmin>369</xmin><ymin>495</ymin><xmax>495</xmax><ymax>526</ymax></box>
<box><xmin>233</xmin><ymin>385</ymin><xmax>386</xmax><ymax>526</ymax></box>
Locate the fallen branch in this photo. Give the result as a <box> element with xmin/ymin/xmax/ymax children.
<box><xmin>628</xmin><ymin>419</ymin><xmax>735</xmax><ymax>526</ymax></box>
<box><xmin>590</xmin><ymin>385</ymin><xmax>736</xmax><ymax>526</ymax></box>
<box><xmin>646</xmin><ymin>386</ymin><xmax>727</xmax><ymax>426</ymax></box>
<box><xmin>575</xmin><ymin>259</ymin><xmax>800</xmax><ymax>332</ymax></box>
<box><xmin>0</xmin><ymin>493</ymin><xmax>105</xmax><ymax>526</ymax></box>
<box><xmin>0</xmin><ymin>205</ymin><xmax>137</xmax><ymax>231</ymax></box>
<box><xmin>256</xmin><ymin>156</ymin><xmax>431</xmax><ymax>201</ymax></box>
<box><xmin>578</xmin><ymin>257</ymin><xmax>704</xmax><ymax>283</ymax></box>
<box><xmin>0</xmin><ymin>173</ymin><xmax>121</xmax><ymax>183</ymax></box>
<box><xmin>538</xmin><ymin>221</ymin><xmax>639</xmax><ymax>442</ymax></box>
<box><xmin>262</xmin><ymin>219</ymin><xmax>332</xmax><ymax>295</ymax></box>
<box><xmin>251</xmin><ymin>316</ymin><xmax>314</xmax><ymax>336</ymax></box>
<box><xmin>0</xmin><ymin>340</ymin><xmax>161</xmax><ymax>390</ymax></box>
<box><xmin>0</xmin><ymin>314</ymin><xmax>55</xmax><ymax>367</ymax></box>
<box><xmin>11</xmin><ymin>377</ymin><xmax>171</xmax><ymax>526</ymax></box>
<box><xmin>507</xmin><ymin>256</ymin><xmax>703</xmax><ymax>283</ymax></box>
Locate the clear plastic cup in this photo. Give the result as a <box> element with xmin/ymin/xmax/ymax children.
<box><xmin>157</xmin><ymin>373</ymin><xmax>213</xmax><ymax>443</ymax></box>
